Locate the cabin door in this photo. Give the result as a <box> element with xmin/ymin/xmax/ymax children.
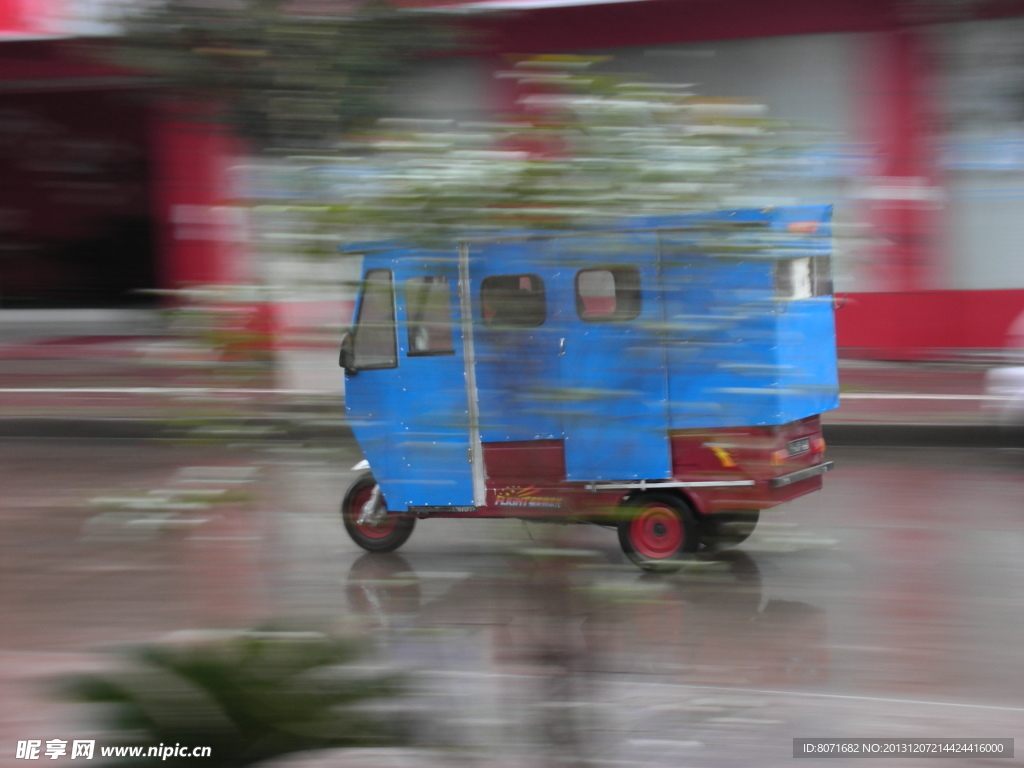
<box><xmin>552</xmin><ymin>232</ymin><xmax>672</xmax><ymax>482</ymax></box>
<box><xmin>345</xmin><ymin>254</ymin><xmax>475</xmax><ymax>510</ymax></box>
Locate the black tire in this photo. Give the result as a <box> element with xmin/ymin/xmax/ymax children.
<box><xmin>700</xmin><ymin>510</ymin><xmax>760</xmax><ymax>549</ymax></box>
<box><xmin>617</xmin><ymin>493</ymin><xmax>699</xmax><ymax>572</ymax></box>
<box><xmin>341</xmin><ymin>472</ymin><xmax>415</xmax><ymax>553</ymax></box>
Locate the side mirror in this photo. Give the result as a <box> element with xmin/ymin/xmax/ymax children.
<box><xmin>339</xmin><ymin>332</ymin><xmax>357</xmax><ymax>375</ymax></box>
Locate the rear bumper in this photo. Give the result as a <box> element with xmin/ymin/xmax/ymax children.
<box><xmin>770</xmin><ymin>461</ymin><xmax>834</xmax><ymax>489</ymax></box>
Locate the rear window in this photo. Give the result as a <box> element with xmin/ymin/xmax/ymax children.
<box><xmin>480</xmin><ymin>274</ymin><xmax>546</xmax><ymax>328</ymax></box>
<box><xmin>775</xmin><ymin>256</ymin><xmax>832</xmax><ymax>300</ymax></box>
<box><xmin>576</xmin><ymin>266</ymin><xmax>641</xmax><ymax>321</ymax></box>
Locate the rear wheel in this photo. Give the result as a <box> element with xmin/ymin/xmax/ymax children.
<box><xmin>341</xmin><ymin>472</ymin><xmax>415</xmax><ymax>553</ymax></box>
<box><xmin>618</xmin><ymin>493</ymin><xmax>699</xmax><ymax>571</ymax></box>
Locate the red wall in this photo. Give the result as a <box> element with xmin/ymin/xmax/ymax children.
<box><xmin>467</xmin><ymin>0</ymin><xmax>899</xmax><ymax>52</ymax></box>
<box><xmin>0</xmin><ymin>0</ymin><xmax>63</xmax><ymax>37</ymax></box>
<box><xmin>463</xmin><ymin>0</ymin><xmax>1024</xmax><ymax>52</ymax></box>
<box><xmin>149</xmin><ymin>108</ymin><xmax>245</xmax><ymax>289</ymax></box>
<box><xmin>858</xmin><ymin>29</ymin><xmax>943</xmax><ymax>293</ymax></box>
<box><xmin>0</xmin><ymin>41</ymin><xmax>242</xmax><ymax>300</ymax></box>
<box><xmin>836</xmin><ymin>290</ymin><xmax>1024</xmax><ymax>357</ymax></box>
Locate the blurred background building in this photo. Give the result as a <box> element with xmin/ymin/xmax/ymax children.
<box><xmin>0</xmin><ymin>0</ymin><xmax>242</xmax><ymax>339</ymax></box>
<box><xmin>3</xmin><ymin>0</ymin><xmax>1024</xmax><ymax>359</ymax></box>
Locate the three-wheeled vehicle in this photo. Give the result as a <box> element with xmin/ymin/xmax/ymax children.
<box><xmin>338</xmin><ymin>205</ymin><xmax>839</xmax><ymax>570</ymax></box>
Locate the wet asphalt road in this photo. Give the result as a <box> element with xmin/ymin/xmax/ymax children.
<box><xmin>2</xmin><ymin>439</ymin><xmax>1024</xmax><ymax>767</ymax></box>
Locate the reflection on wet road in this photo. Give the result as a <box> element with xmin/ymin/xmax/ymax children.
<box><xmin>2</xmin><ymin>441</ymin><xmax>1024</xmax><ymax>766</ymax></box>
<box><xmin>342</xmin><ymin>548</ymin><xmax>831</xmax><ymax>766</ymax></box>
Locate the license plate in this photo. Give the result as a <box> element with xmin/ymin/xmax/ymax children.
<box><xmin>787</xmin><ymin>437</ymin><xmax>810</xmax><ymax>457</ymax></box>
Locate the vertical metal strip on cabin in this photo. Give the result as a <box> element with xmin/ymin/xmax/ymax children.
<box><xmin>457</xmin><ymin>240</ymin><xmax>487</xmax><ymax>506</ymax></box>
<box><xmin>655</xmin><ymin>230</ymin><xmax>673</xmax><ymax>441</ymax></box>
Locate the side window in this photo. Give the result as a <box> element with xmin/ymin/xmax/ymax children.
<box><xmin>480</xmin><ymin>274</ymin><xmax>546</xmax><ymax>328</ymax></box>
<box><xmin>775</xmin><ymin>255</ymin><xmax>832</xmax><ymax>300</ymax></box>
<box><xmin>405</xmin><ymin>276</ymin><xmax>454</xmax><ymax>356</ymax></box>
<box><xmin>812</xmin><ymin>254</ymin><xmax>834</xmax><ymax>297</ymax></box>
<box><xmin>352</xmin><ymin>269</ymin><xmax>397</xmax><ymax>369</ymax></box>
<box><xmin>576</xmin><ymin>266</ymin><xmax>641</xmax><ymax>321</ymax></box>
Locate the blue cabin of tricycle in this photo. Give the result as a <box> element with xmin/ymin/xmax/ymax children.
<box><xmin>341</xmin><ymin>204</ymin><xmax>839</xmax><ymax>511</ymax></box>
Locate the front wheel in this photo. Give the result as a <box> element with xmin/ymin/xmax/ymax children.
<box><xmin>618</xmin><ymin>493</ymin><xmax>699</xmax><ymax>572</ymax></box>
<box><xmin>341</xmin><ymin>472</ymin><xmax>415</xmax><ymax>553</ymax></box>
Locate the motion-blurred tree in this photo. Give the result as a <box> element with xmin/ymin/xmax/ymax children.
<box><xmin>85</xmin><ymin>0</ymin><xmax>457</xmax><ymax>151</ymax></box>
<box><xmin>268</xmin><ymin>55</ymin><xmax>815</xmax><ymax>246</ymax></box>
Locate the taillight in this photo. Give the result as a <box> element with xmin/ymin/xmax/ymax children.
<box><xmin>772</xmin><ymin>436</ymin><xmax>825</xmax><ymax>465</ymax></box>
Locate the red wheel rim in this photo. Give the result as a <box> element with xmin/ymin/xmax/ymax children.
<box><xmin>630</xmin><ymin>504</ymin><xmax>684</xmax><ymax>559</ymax></box>
<box><xmin>349</xmin><ymin>485</ymin><xmax>398</xmax><ymax>539</ymax></box>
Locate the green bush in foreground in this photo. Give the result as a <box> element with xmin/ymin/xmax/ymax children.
<box><xmin>63</xmin><ymin>630</ymin><xmax>413</xmax><ymax>767</ymax></box>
